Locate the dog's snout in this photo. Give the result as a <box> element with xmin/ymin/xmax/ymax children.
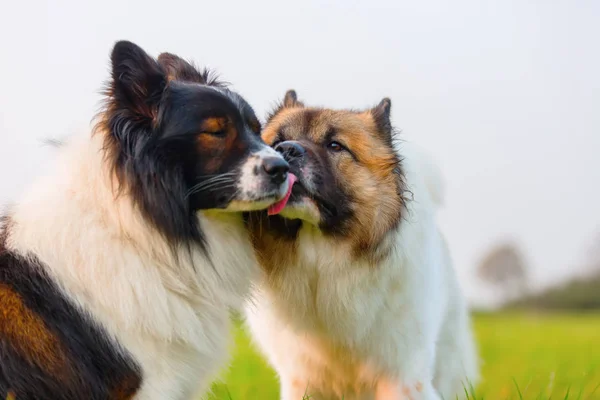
<box><xmin>261</xmin><ymin>156</ymin><xmax>289</xmax><ymax>185</ymax></box>
<box><xmin>275</xmin><ymin>141</ymin><xmax>306</xmax><ymax>161</ymax></box>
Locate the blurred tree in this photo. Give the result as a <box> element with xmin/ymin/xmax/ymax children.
<box><xmin>587</xmin><ymin>231</ymin><xmax>600</xmax><ymax>274</ymax></box>
<box><xmin>477</xmin><ymin>243</ymin><xmax>529</xmax><ymax>301</ymax></box>
<box><xmin>504</xmin><ymin>233</ymin><xmax>600</xmax><ymax>311</ymax></box>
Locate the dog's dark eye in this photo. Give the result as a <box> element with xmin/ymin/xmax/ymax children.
<box><xmin>206</xmin><ymin>130</ymin><xmax>227</xmax><ymax>137</ymax></box>
<box><xmin>327</xmin><ymin>141</ymin><xmax>345</xmax><ymax>152</ymax></box>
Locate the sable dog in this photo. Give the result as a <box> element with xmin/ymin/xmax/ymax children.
<box><xmin>245</xmin><ymin>91</ymin><xmax>478</xmax><ymax>400</ymax></box>
<box><xmin>0</xmin><ymin>41</ymin><xmax>293</xmax><ymax>400</ymax></box>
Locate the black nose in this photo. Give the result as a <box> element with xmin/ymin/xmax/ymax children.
<box><xmin>274</xmin><ymin>141</ymin><xmax>306</xmax><ymax>161</ymax></box>
<box><xmin>261</xmin><ymin>156</ymin><xmax>289</xmax><ymax>185</ymax></box>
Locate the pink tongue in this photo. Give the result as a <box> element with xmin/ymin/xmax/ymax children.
<box><xmin>268</xmin><ymin>173</ymin><xmax>297</xmax><ymax>216</ymax></box>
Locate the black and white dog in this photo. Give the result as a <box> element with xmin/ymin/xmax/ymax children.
<box><xmin>0</xmin><ymin>41</ymin><xmax>292</xmax><ymax>400</ymax></box>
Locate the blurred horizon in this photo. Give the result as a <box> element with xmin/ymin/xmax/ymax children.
<box><xmin>1</xmin><ymin>0</ymin><xmax>599</xmax><ymax>307</ymax></box>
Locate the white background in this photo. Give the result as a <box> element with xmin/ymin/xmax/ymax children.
<box><xmin>1</xmin><ymin>0</ymin><xmax>599</xmax><ymax>305</ymax></box>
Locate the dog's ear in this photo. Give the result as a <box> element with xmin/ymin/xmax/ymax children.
<box><xmin>158</xmin><ymin>52</ymin><xmax>205</xmax><ymax>83</ymax></box>
<box><xmin>267</xmin><ymin>89</ymin><xmax>305</xmax><ymax>122</ymax></box>
<box><xmin>283</xmin><ymin>90</ymin><xmax>302</xmax><ymax>108</ymax></box>
<box><xmin>109</xmin><ymin>40</ymin><xmax>166</xmax><ymax>122</ymax></box>
<box><xmin>370</xmin><ymin>97</ymin><xmax>393</xmax><ymax>143</ymax></box>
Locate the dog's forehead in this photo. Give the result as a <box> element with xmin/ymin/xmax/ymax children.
<box><xmin>277</xmin><ymin>108</ymin><xmax>373</xmax><ymax>140</ymax></box>
<box><xmin>169</xmin><ymin>82</ymin><xmax>255</xmax><ymax>121</ymax></box>
<box><xmin>209</xmin><ymin>86</ymin><xmax>243</xmax><ymax>110</ymax></box>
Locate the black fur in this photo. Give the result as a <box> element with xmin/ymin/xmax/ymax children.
<box><xmin>158</xmin><ymin>52</ymin><xmax>225</xmax><ymax>87</ymax></box>
<box><xmin>289</xmin><ymin>150</ymin><xmax>355</xmax><ymax>236</ymax></box>
<box><xmin>243</xmin><ymin>213</ymin><xmax>302</xmax><ymax>241</ymax></box>
<box><xmin>0</xmin><ymin>222</ymin><xmax>142</xmax><ymax>400</ymax></box>
<box><xmin>0</xmin><ymin>40</ymin><xmax>285</xmax><ymax>399</ymax></box>
<box><xmin>97</xmin><ymin>41</ymin><xmax>267</xmax><ymax>251</ymax></box>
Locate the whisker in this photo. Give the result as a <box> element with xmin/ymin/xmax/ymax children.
<box><xmin>185</xmin><ymin>181</ymin><xmax>237</xmax><ymax>198</ymax></box>
<box><xmin>195</xmin><ymin>172</ymin><xmax>236</xmax><ymax>179</ymax></box>
<box><xmin>186</xmin><ymin>175</ymin><xmax>237</xmax><ymax>196</ymax></box>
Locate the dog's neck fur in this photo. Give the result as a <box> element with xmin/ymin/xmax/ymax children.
<box><xmin>249</xmin><ymin>211</ymin><xmax>400</xmax><ymax>280</ymax></box>
<box><xmin>5</xmin><ymin>131</ymin><xmax>257</xmax><ymax>346</ymax></box>
<box><xmin>251</xmin><ymin>142</ymin><xmax>440</xmax><ymax>339</ymax></box>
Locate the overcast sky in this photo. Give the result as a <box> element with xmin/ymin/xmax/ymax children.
<box><xmin>1</xmin><ymin>0</ymin><xmax>599</xmax><ymax>304</ymax></box>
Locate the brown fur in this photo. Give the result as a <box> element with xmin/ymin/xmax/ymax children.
<box><xmin>110</xmin><ymin>373</ymin><xmax>143</xmax><ymax>400</ymax></box>
<box><xmin>200</xmin><ymin>116</ymin><xmax>227</xmax><ymax>133</ymax></box>
<box><xmin>257</xmin><ymin>97</ymin><xmax>405</xmax><ymax>260</ymax></box>
<box><xmin>0</xmin><ymin>284</ymin><xmax>71</xmax><ymax>382</ymax></box>
<box><xmin>245</xmin><ymin>214</ymin><xmax>300</xmax><ymax>275</ymax></box>
<box><xmin>196</xmin><ymin>117</ymin><xmax>240</xmax><ymax>173</ymax></box>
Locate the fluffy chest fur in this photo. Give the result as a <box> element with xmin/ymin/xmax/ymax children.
<box><xmin>260</xmin><ymin>232</ymin><xmax>423</xmax><ymax>340</ymax></box>
<box><xmin>6</xmin><ymin>136</ymin><xmax>259</xmax><ymax>399</ymax></box>
<box><xmin>247</xmin><ymin>207</ymin><xmax>446</xmax><ymax>393</ymax></box>
<box><xmin>245</xmin><ymin>143</ymin><xmax>478</xmax><ymax>400</ymax></box>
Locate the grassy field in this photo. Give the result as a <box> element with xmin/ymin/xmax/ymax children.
<box><xmin>204</xmin><ymin>312</ymin><xmax>600</xmax><ymax>399</ymax></box>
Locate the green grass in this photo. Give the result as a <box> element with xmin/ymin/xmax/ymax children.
<box><xmin>473</xmin><ymin>312</ymin><xmax>599</xmax><ymax>399</ymax></box>
<box><xmin>204</xmin><ymin>312</ymin><xmax>600</xmax><ymax>399</ymax></box>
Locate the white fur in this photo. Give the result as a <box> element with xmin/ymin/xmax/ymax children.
<box><xmin>245</xmin><ymin>141</ymin><xmax>478</xmax><ymax>400</ymax></box>
<box><xmin>5</xmin><ymin>133</ymin><xmax>260</xmax><ymax>399</ymax></box>
<box><xmin>227</xmin><ymin>147</ymin><xmax>291</xmax><ymax>212</ymax></box>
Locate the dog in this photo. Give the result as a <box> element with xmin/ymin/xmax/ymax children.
<box><xmin>244</xmin><ymin>90</ymin><xmax>478</xmax><ymax>400</ymax></box>
<box><xmin>0</xmin><ymin>41</ymin><xmax>293</xmax><ymax>400</ymax></box>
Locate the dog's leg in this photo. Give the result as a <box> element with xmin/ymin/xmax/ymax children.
<box><xmin>375</xmin><ymin>378</ymin><xmax>403</xmax><ymax>399</ymax></box>
<box><xmin>280</xmin><ymin>378</ymin><xmax>312</xmax><ymax>400</ymax></box>
<box><xmin>376</xmin><ymin>378</ymin><xmax>441</xmax><ymax>400</ymax></box>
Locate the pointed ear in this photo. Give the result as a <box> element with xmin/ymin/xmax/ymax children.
<box><xmin>371</xmin><ymin>97</ymin><xmax>393</xmax><ymax>141</ymax></box>
<box><xmin>110</xmin><ymin>41</ymin><xmax>166</xmax><ymax>121</ymax></box>
<box><xmin>266</xmin><ymin>89</ymin><xmax>304</xmax><ymax>121</ymax></box>
<box><xmin>158</xmin><ymin>52</ymin><xmax>206</xmax><ymax>83</ymax></box>
<box><xmin>283</xmin><ymin>90</ymin><xmax>302</xmax><ymax>107</ymax></box>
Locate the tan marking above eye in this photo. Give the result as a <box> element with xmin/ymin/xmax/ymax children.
<box><xmin>200</xmin><ymin>117</ymin><xmax>227</xmax><ymax>134</ymax></box>
<box><xmin>248</xmin><ymin>118</ymin><xmax>261</xmax><ymax>134</ymax></box>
